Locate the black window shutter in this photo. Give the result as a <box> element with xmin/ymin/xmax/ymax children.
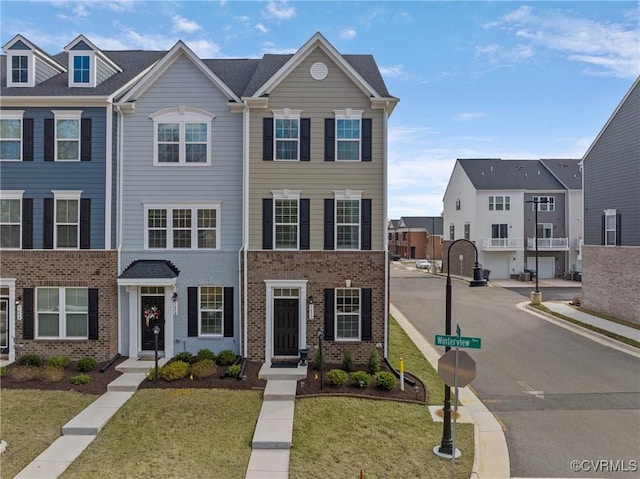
<box><xmin>361</xmin><ymin>199</ymin><xmax>372</xmax><ymax>250</ymax></box>
<box><xmin>616</xmin><ymin>213</ymin><xmax>622</xmax><ymax>246</ymax></box>
<box><xmin>300</xmin><ymin>199</ymin><xmax>310</xmax><ymax>250</ymax></box>
<box><xmin>43</xmin><ymin>198</ymin><xmax>54</xmax><ymax>249</ymax></box>
<box><xmin>23</xmin><ymin>119</ymin><xmax>34</xmax><ymax>161</ymax></box>
<box><xmin>324</xmin><ymin>118</ymin><xmax>335</xmax><ymax>161</ymax></box>
<box><xmin>300</xmin><ymin>118</ymin><xmax>311</xmax><ymax>161</ymax></box>
<box><xmin>263</xmin><ymin>118</ymin><xmax>273</xmax><ymax>161</ymax></box>
<box><xmin>80</xmin><ymin>198</ymin><xmax>91</xmax><ymax>249</ymax></box>
<box><xmin>23</xmin><ymin>288</ymin><xmax>34</xmax><ymax>339</ymax></box>
<box><xmin>323</xmin><ymin>288</ymin><xmax>335</xmax><ymax>340</ymax></box>
<box><xmin>263</xmin><ymin>198</ymin><xmax>273</xmax><ymax>250</ymax></box>
<box><xmin>601</xmin><ymin>215</ymin><xmax>605</xmax><ymax>245</ymax></box>
<box><xmin>324</xmin><ymin>198</ymin><xmax>335</xmax><ymax>250</ymax></box>
<box><xmin>22</xmin><ymin>198</ymin><xmax>33</xmax><ymax>249</ymax></box>
<box><xmin>362</xmin><ymin>118</ymin><xmax>372</xmax><ymax>161</ymax></box>
<box><xmin>361</xmin><ymin>288</ymin><xmax>372</xmax><ymax>340</ymax></box>
<box><xmin>81</xmin><ymin>118</ymin><xmax>92</xmax><ymax>161</ymax></box>
<box><xmin>188</xmin><ymin>287</ymin><xmax>198</xmax><ymax>337</ymax></box>
<box><xmin>44</xmin><ymin>119</ymin><xmax>54</xmax><ymax>161</ymax></box>
<box><xmin>223</xmin><ymin>287</ymin><xmax>234</xmax><ymax>337</ymax></box>
<box><xmin>88</xmin><ymin>288</ymin><xmax>99</xmax><ymax>340</ymax></box>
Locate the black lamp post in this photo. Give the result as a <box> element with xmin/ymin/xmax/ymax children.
<box><xmin>438</xmin><ymin>239</ymin><xmax>486</xmax><ymax>458</ymax></box>
<box><xmin>152</xmin><ymin>324</ymin><xmax>160</xmax><ymax>383</ymax></box>
<box><xmin>525</xmin><ymin>198</ymin><xmax>547</xmax><ymax>303</ymax></box>
<box><xmin>317</xmin><ymin>326</ymin><xmax>324</xmax><ymax>390</ymax></box>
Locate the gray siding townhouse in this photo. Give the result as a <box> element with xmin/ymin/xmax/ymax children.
<box><xmin>581</xmin><ymin>76</ymin><xmax>640</xmax><ymax>324</ymax></box>
<box><xmin>443</xmin><ymin>158</ymin><xmax>582</xmax><ymax>280</ymax></box>
<box><xmin>0</xmin><ymin>34</ymin><xmax>161</xmax><ymax>361</ymax></box>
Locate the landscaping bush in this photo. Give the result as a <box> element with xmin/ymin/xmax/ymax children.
<box><xmin>341</xmin><ymin>349</ymin><xmax>354</xmax><ymax>372</ymax></box>
<box><xmin>191</xmin><ymin>359</ymin><xmax>217</xmax><ymax>378</ymax></box>
<box><xmin>326</xmin><ymin>369</ymin><xmax>349</xmax><ymax>386</ymax></box>
<box><xmin>0</xmin><ymin>365</ymin><xmax>6</xmax><ymax>377</ymax></box>
<box><xmin>312</xmin><ymin>348</ymin><xmax>325</xmax><ymax>371</ymax></box>
<box><xmin>196</xmin><ymin>348</ymin><xmax>216</xmax><ymax>362</ymax></box>
<box><xmin>18</xmin><ymin>353</ymin><xmax>42</xmax><ymax>367</ymax></box>
<box><xmin>375</xmin><ymin>371</ymin><xmax>397</xmax><ymax>390</ymax></box>
<box><xmin>71</xmin><ymin>373</ymin><xmax>90</xmax><ymax>385</ymax></box>
<box><xmin>367</xmin><ymin>347</ymin><xmax>380</xmax><ymax>374</ymax></box>
<box><xmin>225</xmin><ymin>364</ymin><xmax>241</xmax><ymax>378</ymax></box>
<box><xmin>46</xmin><ymin>356</ymin><xmax>71</xmax><ymax>369</ymax></box>
<box><xmin>351</xmin><ymin>371</ymin><xmax>372</xmax><ymax>388</ymax></box>
<box><xmin>216</xmin><ymin>350</ymin><xmax>237</xmax><ymax>366</ymax></box>
<box><xmin>9</xmin><ymin>365</ymin><xmax>39</xmax><ymax>381</ymax></box>
<box><xmin>146</xmin><ymin>367</ymin><xmax>159</xmax><ymax>381</ymax></box>
<box><xmin>41</xmin><ymin>365</ymin><xmax>65</xmax><ymax>382</ymax></box>
<box><xmin>159</xmin><ymin>361</ymin><xmax>189</xmax><ymax>381</ymax></box>
<box><xmin>174</xmin><ymin>351</ymin><xmax>193</xmax><ymax>363</ymax></box>
<box><xmin>77</xmin><ymin>357</ymin><xmax>97</xmax><ymax>372</ymax></box>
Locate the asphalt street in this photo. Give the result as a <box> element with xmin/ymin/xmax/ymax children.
<box><xmin>390</xmin><ymin>265</ymin><xmax>640</xmax><ymax>478</ymax></box>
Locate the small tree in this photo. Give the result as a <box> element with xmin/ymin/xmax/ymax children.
<box><xmin>367</xmin><ymin>346</ymin><xmax>380</xmax><ymax>374</ymax></box>
<box><xmin>341</xmin><ymin>349</ymin><xmax>354</xmax><ymax>372</ymax></box>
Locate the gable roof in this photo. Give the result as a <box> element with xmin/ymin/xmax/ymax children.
<box><xmin>2</xmin><ymin>33</ymin><xmax>66</xmax><ymax>73</ymax></box>
<box><xmin>398</xmin><ymin>216</ymin><xmax>443</xmax><ymax>234</ymax></box>
<box><xmin>64</xmin><ymin>34</ymin><xmax>122</xmax><ymax>74</ymax></box>
<box><xmin>540</xmin><ymin>159</ymin><xmax>582</xmax><ymax>190</ymax></box>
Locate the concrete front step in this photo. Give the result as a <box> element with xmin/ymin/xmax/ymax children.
<box><xmin>258</xmin><ymin>363</ymin><xmax>307</xmax><ymax>381</ymax></box>
<box><xmin>115</xmin><ymin>357</ymin><xmax>169</xmax><ymax>374</ymax></box>
<box><xmin>263</xmin><ymin>380</ymin><xmax>297</xmax><ymax>401</ymax></box>
<box><xmin>251</xmin><ymin>400</ymin><xmax>295</xmax><ymax>449</ymax></box>
<box><xmin>62</xmin><ymin>391</ymin><xmax>134</xmax><ymax>435</ymax></box>
<box><xmin>107</xmin><ymin>372</ymin><xmax>148</xmax><ymax>392</ymax></box>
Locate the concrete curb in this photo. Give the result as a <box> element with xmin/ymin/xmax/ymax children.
<box><xmin>390</xmin><ymin>304</ymin><xmax>510</xmax><ymax>479</ymax></box>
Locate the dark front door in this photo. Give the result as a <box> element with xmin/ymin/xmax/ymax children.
<box><xmin>0</xmin><ymin>298</ymin><xmax>8</xmax><ymax>355</ymax></box>
<box><xmin>141</xmin><ymin>296</ymin><xmax>165</xmax><ymax>351</ymax></box>
<box><xmin>273</xmin><ymin>298</ymin><xmax>299</xmax><ymax>356</ymax></box>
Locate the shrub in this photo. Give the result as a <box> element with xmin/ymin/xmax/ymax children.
<box><xmin>196</xmin><ymin>348</ymin><xmax>216</xmax><ymax>362</ymax></box>
<box><xmin>312</xmin><ymin>348</ymin><xmax>325</xmax><ymax>371</ymax></box>
<box><xmin>9</xmin><ymin>365</ymin><xmax>39</xmax><ymax>381</ymax></box>
<box><xmin>47</xmin><ymin>356</ymin><xmax>71</xmax><ymax>369</ymax></box>
<box><xmin>0</xmin><ymin>366</ymin><xmax>6</xmax><ymax>377</ymax></box>
<box><xmin>341</xmin><ymin>349</ymin><xmax>354</xmax><ymax>372</ymax></box>
<box><xmin>41</xmin><ymin>365</ymin><xmax>65</xmax><ymax>383</ymax></box>
<box><xmin>174</xmin><ymin>351</ymin><xmax>193</xmax><ymax>363</ymax></box>
<box><xmin>375</xmin><ymin>371</ymin><xmax>397</xmax><ymax>390</ymax></box>
<box><xmin>146</xmin><ymin>367</ymin><xmax>159</xmax><ymax>381</ymax></box>
<box><xmin>159</xmin><ymin>361</ymin><xmax>189</xmax><ymax>381</ymax></box>
<box><xmin>18</xmin><ymin>354</ymin><xmax>42</xmax><ymax>367</ymax></box>
<box><xmin>225</xmin><ymin>364</ymin><xmax>241</xmax><ymax>378</ymax></box>
<box><xmin>326</xmin><ymin>368</ymin><xmax>349</xmax><ymax>386</ymax></box>
<box><xmin>191</xmin><ymin>359</ymin><xmax>217</xmax><ymax>378</ymax></box>
<box><xmin>216</xmin><ymin>350</ymin><xmax>237</xmax><ymax>366</ymax></box>
<box><xmin>367</xmin><ymin>347</ymin><xmax>381</xmax><ymax>374</ymax></box>
<box><xmin>71</xmin><ymin>374</ymin><xmax>90</xmax><ymax>385</ymax></box>
<box><xmin>351</xmin><ymin>371</ymin><xmax>372</xmax><ymax>388</ymax></box>
<box><xmin>77</xmin><ymin>357</ymin><xmax>97</xmax><ymax>372</ymax></box>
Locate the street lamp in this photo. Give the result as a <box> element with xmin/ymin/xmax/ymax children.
<box><xmin>152</xmin><ymin>324</ymin><xmax>161</xmax><ymax>383</ymax></box>
<box><xmin>436</xmin><ymin>239</ymin><xmax>486</xmax><ymax>459</ymax></box>
<box><xmin>525</xmin><ymin>198</ymin><xmax>548</xmax><ymax>305</ymax></box>
<box><xmin>316</xmin><ymin>326</ymin><xmax>324</xmax><ymax>390</ymax></box>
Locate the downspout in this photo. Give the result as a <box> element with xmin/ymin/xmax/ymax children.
<box><xmin>105</xmin><ymin>100</ymin><xmax>113</xmax><ymax>251</ymax></box>
<box><xmin>115</xmin><ymin>104</ymin><xmax>124</xmax><ymax>354</ymax></box>
<box><xmin>242</xmin><ymin>103</ymin><xmax>250</xmax><ymax>359</ymax></box>
<box><xmin>383</xmin><ymin>103</ymin><xmax>389</xmax><ymax>360</ymax></box>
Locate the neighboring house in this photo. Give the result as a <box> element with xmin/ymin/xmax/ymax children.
<box><xmin>387</xmin><ymin>219</ymin><xmax>400</xmax><ymax>257</ymax></box>
<box><xmin>443</xmin><ymin>158</ymin><xmax>582</xmax><ymax>280</ymax></box>
<box><xmin>0</xmin><ymin>34</ymin><xmax>161</xmax><ymax>361</ymax></box>
<box><xmin>243</xmin><ymin>33</ymin><xmax>398</xmax><ymax>364</ymax></box>
<box><xmin>581</xmin><ymin>76</ymin><xmax>640</xmax><ymax>324</ymax></box>
<box><xmin>391</xmin><ymin>216</ymin><xmax>443</xmax><ymax>260</ymax></box>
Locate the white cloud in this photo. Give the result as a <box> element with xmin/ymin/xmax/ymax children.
<box><xmin>261</xmin><ymin>41</ymin><xmax>297</xmax><ymax>55</ymax></box>
<box><xmin>454</xmin><ymin>112</ymin><xmax>486</xmax><ymax>122</ymax></box>
<box><xmin>172</xmin><ymin>15</ymin><xmax>202</xmax><ymax>34</ymax></box>
<box><xmin>265</xmin><ymin>1</ymin><xmax>295</xmax><ymax>20</ymax></box>
<box><xmin>339</xmin><ymin>28</ymin><xmax>356</xmax><ymax>40</ymax></box>
<box><xmin>256</xmin><ymin>23</ymin><xmax>269</xmax><ymax>34</ymax></box>
<box><xmin>185</xmin><ymin>39</ymin><xmax>223</xmax><ymax>58</ymax></box>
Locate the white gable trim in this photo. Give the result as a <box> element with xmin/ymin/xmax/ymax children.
<box><xmin>2</xmin><ymin>34</ymin><xmax>67</xmax><ymax>73</ymax></box>
<box><xmin>64</xmin><ymin>34</ymin><xmax>122</xmax><ymax>73</ymax></box>
<box><xmin>119</xmin><ymin>41</ymin><xmax>241</xmax><ymax>104</ymax></box>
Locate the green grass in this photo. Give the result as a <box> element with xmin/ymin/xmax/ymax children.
<box><xmin>61</xmin><ymin>389</ymin><xmax>263</xmax><ymax>479</ymax></box>
<box><xmin>0</xmin><ymin>390</ymin><xmax>98</xmax><ymax>479</ymax></box>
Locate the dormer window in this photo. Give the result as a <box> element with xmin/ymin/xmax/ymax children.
<box><xmin>69</xmin><ymin>52</ymin><xmax>95</xmax><ymax>87</ymax></box>
<box><xmin>7</xmin><ymin>52</ymin><xmax>34</xmax><ymax>87</ymax></box>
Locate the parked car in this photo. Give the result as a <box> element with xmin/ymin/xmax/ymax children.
<box><xmin>390</xmin><ymin>254</ymin><xmax>401</xmax><ymax>261</ymax></box>
<box><xmin>415</xmin><ymin>260</ymin><xmax>431</xmax><ymax>269</ymax></box>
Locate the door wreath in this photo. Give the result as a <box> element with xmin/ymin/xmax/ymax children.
<box><xmin>144</xmin><ymin>305</ymin><xmax>160</xmax><ymax>328</ymax></box>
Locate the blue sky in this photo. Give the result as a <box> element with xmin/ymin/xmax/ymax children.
<box><xmin>2</xmin><ymin>1</ymin><xmax>638</xmax><ymax>217</ymax></box>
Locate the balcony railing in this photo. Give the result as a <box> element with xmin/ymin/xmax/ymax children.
<box><xmin>481</xmin><ymin>238</ymin><xmax>523</xmax><ymax>250</ymax></box>
<box><xmin>526</xmin><ymin>237</ymin><xmax>569</xmax><ymax>250</ymax></box>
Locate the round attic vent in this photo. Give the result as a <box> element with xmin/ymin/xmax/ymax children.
<box><xmin>310</xmin><ymin>62</ymin><xmax>328</xmax><ymax>80</ymax></box>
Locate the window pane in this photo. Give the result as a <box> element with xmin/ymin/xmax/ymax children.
<box><xmin>197</xmin><ymin>209</ymin><xmax>216</xmax><ymax>228</ymax></box>
<box><xmin>38</xmin><ymin>288</ymin><xmax>60</xmax><ymax>311</ymax></box>
<box><xmin>0</xmin><ymin>119</ymin><xmax>21</xmax><ymax>138</ymax></box>
<box><xmin>66</xmin><ymin>314</ymin><xmax>88</xmax><ymax>337</ymax></box>
<box><xmin>57</xmin><ymin>225</ymin><xmax>78</xmax><ymax>247</ymax></box>
<box><xmin>337</xmin><ymin>225</ymin><xmax>358</xmax><ymax>249</ymax></box>
<box><xmin>185</xmin><ymin>123</ymin><xmax>207</xmax><ymax>142</ymax></box>
<box><xmin>185</xmin><ymin>144</ymin><xmax>207</xmax><ymax>163</ymax></box>
<box><xmin>337</xmin><ymin>119</ymin><xmax>360</xmax><ymax>139</ymax></box>
<box><xmin>172</xmin><ymin>209</ymin><xmax>192</xmax><ymax>248</ymax></box>
<box><xmin>148</xmin><ymin>209</ymin><xmax>166</xmax><ymax>228</ymax></box>
<box><xmin>57</xmin><ymin>120</ymin><xmax>79</xmax><ymax>139</ymax></box>
<box><xmin>276</xmin><ymin>225</ymin><xmax>297</xmax><ymax>248</ymax></box>
<box><xmin>158</xmin><ymin>123</ymin><xmax>179</xmax><ymax>142</ymax></box>
<box><xmin>11</xmin><ymin>55</ymin><xmax>28</xmax><ymax>83</ymax></box>
<box><xmin>0</xmin><ymin>141</ymin><xmax>20</xmax><ymax>160</ymax></box>
<box><xmin>606</xmin><ymin>215</ymin><xmax>616</xmax><ymax>229</ymax></box>
<box><xmin>197</xmin><ymin>209</ymin><xmax>216</xmax><ymax>248</ymax></box>
<box><xmin>158</xmin><ymin>144</ymin><xmax>179</xmax><ymax>163</ymax></box>
<box><xmin>275</xmin><ymin>141</ymin><xmax>298</xmax><ymax>160</ymax></box>
<box><xmin>148</xmin><ymin>209</ymin><xmax>167</xmax><ymax>248</ymax></box>
<box><xmin>198</xmin><ymin>230</ymin><xmax>216</xmax><ymax>248</ymax></box>
<box><xmin>66</xmin><ymin>288</ymin><xmax>88</xmax><ymax>312</ymax></box>
<box><xmin>201</xmin><ymin>311</ymin><xmax>222</xmax><ymax>335</ymax></box>
<box><xmin>275</xmin><ymin>119</ymin><xmax>298</xmax><ymax>139</ymax></box>
<box><xmin>0</xmin><ymin>199</ymin><xmax>20</xmax><ymax>223</ymax></box>
<box><xmin>66</xmin><ymin>288</ymin><xmax>88</xmax><ymax>337</ymax></box>
<box><xmin>57</xmin><ymin>199</ymin><xmax>79</xmax><ymax>222</ymax></box>
<box><xmin>337</xmin><ymin>141</ymin><xmax>359</xmax><ymax>160</ymax></box>
<box><xmin>200</xmin><ymin>287</ymin><xmax>222</xmax><ymax>309</ymax></box>
<box><xmin>38</xmin><ymin>313</ymin><xmax>59</xmax><ymax>336</ymax></box>
<box><xmin>0</xmin><ymin>225</ymin><xmax>20</xmax><ymax>248</ymax></box>
<box><xmin>58</xmin><ymin>141</ymin><xmax>79</xmax><ymax>160</ymax></box>
<box><xmin>337</xmin><ymin>200</ymin><xmax>359</xmax><ymax>223</ymax></box>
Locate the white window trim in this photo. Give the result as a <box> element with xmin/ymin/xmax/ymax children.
<box><xmin>532</xmin><ymin>196</ymin><xmax>555</xmax><ymax>212</ymax></box>
<box><xmin>198</xmin><ymin>285</ymin><xmax>224</xmax><ymax>337</ymax></box>
<box><xmin>334</xmin><ymin>190</ymin><xmax>362</xmax><ymax>250</ymax></box>
<box><xmin>143</xmin><ymin>202</ymin><xmax>221</xmax><ymax>250</ymax></box>
<box><xmin>334</xmin><ymin>109</ymin><xmax>363</xmax><ymax>162</ymax></box>
<box><xmin>335</xmin><ymin>287</ymin><xmax>361</xmax><ymax>341</ymax></box>
<box><xmin>272</xmin><ymin>109</ymin><xmax>301</xmax><ymax>161</ymax></box>
<box><xmin>52</xmin><ymin>110</ymin><xmax>83</xmax><ymax>162</ymax></box>
<box><xmin>52</xmin><ymin>190</ymin><xmax>82</xmax><ymax>249</ymax></box>
<box><xmin>489</xmin><ymin>195</ymin><xmax>511</xmax><ymax>211</ymax></box>
<box><xmin>150</xmin><ymin>107</ymin><xmax>214</xmax><ymax>166</ymax></box>
<box><xmin>0</xmin><ymin>190</ymin><xmax>24</xmax><ymax>250</ymax></box>
<box><xmin>604</xmin><ymin>208</ymin><xmax>617</xmax><ymax>246</ymax></box>
<box><xmin>272</xmin><ymin>189</ymin><xmax>301</xmax><ymax>250</ymax></box>
<box><xmin>7</xmin><ymin>52</ymin><xmax>34</xmax><ymax>87</ymax></box>
<box><xmin>69</xmin><ymin>52</ymin><xmax>96</xmax><ymax>87</ymax></box>
<box><xmin>0</xmin><ymin>110</ymin><xmax>25</xmax><ymax>161</ymax></box>
<box><xmin>36</xmin><ymin>287</ymin><xmax>88</xmax><ymax>339</ymax></box>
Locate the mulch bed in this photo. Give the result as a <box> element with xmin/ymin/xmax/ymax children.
<box><xmin>2</xmin><ymin>358</ymin><xmax>428</xmax><ymax>404</ymax></box>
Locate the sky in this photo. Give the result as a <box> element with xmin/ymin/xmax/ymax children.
<box><xmin>2</xmin><ymin>1</ymin><xmax>638</xmax><ymax>218</ymax></box>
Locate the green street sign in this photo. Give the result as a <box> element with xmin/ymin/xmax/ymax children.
<box><xmin>435</xmin><ymin>335</ymin><xmax>482</xmax><ymax>349</ymax></box>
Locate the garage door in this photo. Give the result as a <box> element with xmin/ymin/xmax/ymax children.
<box><xmin>482</xmin><ymin>257</ymin><xmax>510</xmax><ymax>280</ymax></box>
<box><xmin>527</xmin><ymin>257</ymin><xmax>555</xmax><ymax>279</ymax></box>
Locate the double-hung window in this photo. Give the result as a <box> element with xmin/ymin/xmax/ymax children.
<box><xmin>36</xmin><ymin>287</ymin><xmax>88</xmax><ymax>338</ymax></box>
<box><xmin>53</xmin><ymin>191</ymin><xmax>81</xmax><ymax>249</ymax></box>
<box><xmin>52</xmin><ymin>111</ymin><xmax>82</xmax><ymax>161</ymax></box>
<box><xmin>274</xmin><ymin>110</ymin><xmax>300</xmax><ymax>161</ymax></box>
<box><xmin>335</xmin><ymin>110</ymin><xmax>362</xmax><ymax>161</ymax></box>
<box><xmin>7</xmin><ymin>52</ymin><xmax>33</xmax><ymax>87</ymax></box>
<box><xmin>145</xmin><ymin>204</ymin><xmax>219</xmax><ymax>250</ymax></box>
<box><xmin>336</xmin><ymin>288</ymin><xmax>360</xmax><ymax>340</ymax></box>
<box><xmin>0</xmin><ymin>111</ymin><xmax>23</xmax><ymax>161</ymax></box>
<box><xmin>336</xmin><ymin>198</ymin><xmax>360</xmax><ymax>249</ymax></box>
<box><xmin>532</xmin><ymin>196</ymin><xmax>555</xmax><ymax>211</ymax></box>
<box><xmin>199</xmin><ymin>286</ymin><xmax>223</xmax><ymax>336</ymax></box>
<box><xmin>449</xmin><ymin>224</ymin><xmax>455</xmax><ymax>240</ymax></box>
<box><xmin>151</xmin><ymin>108</ymin><xmax>213</xmax><ymax>165</ymax></box>
<box><xmin>275</xmin><ymin>198</ymin><xmax>298</xmax><ymax>249</ymax></box>
<box><xmin>464</xmin><ymin>223</ymin><xmax>470</xmax><ymax>240</ymax></box>
<box><xmin>68</xmin><ymin>52</ymin><xmax>95</xmax><ymax>87</ymax></box>
<box><xmin>489</xmin><ymin>195</ymin><xmax>510</xmax><ymax>211</ymax></box>
<box><xmin>604</xmin><ymin>209</ymin><xmax>617</xmax><ymax>246</ymax></box>
<box><xmin>0</xmin><ymin>191</ymin><xmax>23</xmax><ymax>249</ymax></box>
